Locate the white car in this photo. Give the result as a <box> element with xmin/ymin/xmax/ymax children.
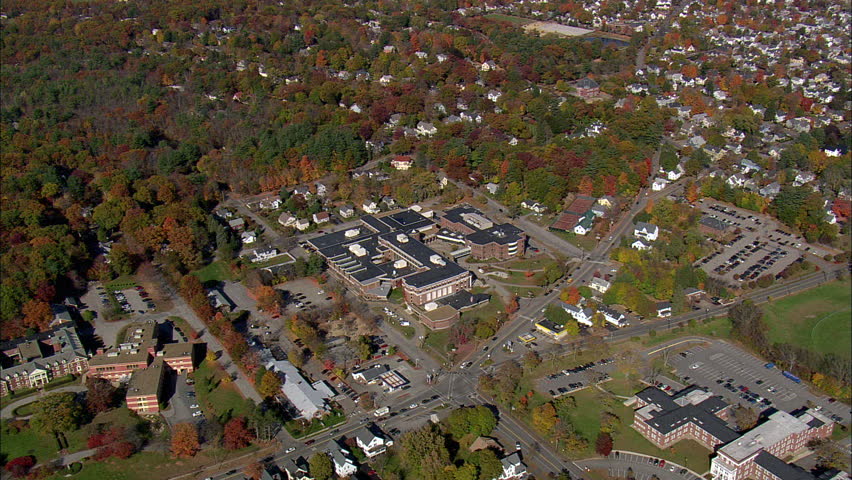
<box><xmin>409</xmin><ymin>403</ymin><xmax>418</xmax><ymax>409</ymax></box>
<box><xmin>192</xmin><ymin>411</ymin><xmax>203</xmax><ymax>417</ymax></box>
<box><xmin>190</xmin><ymin>404</ymin><xmax>199</xmax><ymax>409</ymax></box>
<box><xmin>285</xmin><ymin>447</ymin><xmax>296</xmax><ymax>454</ymax></box>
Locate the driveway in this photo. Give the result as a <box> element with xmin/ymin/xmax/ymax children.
<box><xmin>162</xmin><ymin>371</ymin><xmax>201</xmax><ymax>427</ymax></box>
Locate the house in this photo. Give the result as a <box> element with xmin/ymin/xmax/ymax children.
<box><xmin>240</xmin><ymin>231</ymin><xmax>257</xmax><ymax>244</ymax></box>
<box><xmin>292</xmin><ymin>186</ymin><xmax>312</xmax><ymax>199</ymax></box>
<box><xmin>663</xmin><ymin>163</ymin><xmax>685</xmax><ymax>181</ymax></box>
<box><xmin>355</xmin><ymin>426</ymin><xmax>393</xmax><ymax>458</ymax></box>
<box><xmin>391</xmin><ymin>156</ymin><xmax>413</xmax><ymax>170</ymax></box>
<box><xmin>573</xmin><ymin>212</ymin><xmax>596</xmax><ymax>236</ymax></box>
<box><xmin>284</xmin><ymin>457</ymin><xmax>313</xmax><ymax>480</ymax></box>
<box><xmin>252</xmin><ymin>248</ymin><xmax>279</xmax><ymax>263</ymax></box>
<box><xmin>208</xmin><ymin>288</ymin><xmax>235</xmax><ymax>311</ymax></box>
<box><xmin>575</xmin><ymin>77</ymin><xmax>600</xmax><ymax>98</ymax></box>
<box><xmin>315</xmin><ymin>182</ymin><xmax>328</xmax><ymax>197</ymax></box>
<box><xmin>338</xmin><ymin>205</ymin><xmax>355</xmax><ymax>219</ymax></box>
<box><xmin>362</xmin><ymin>202</ymin><xmax>380</xmax><ymax>214</ymax></box>
<box><xmin>652</xmin><ymin>177</ymin><xmax>669</xmax><ymax>191</ymax></box>
<box><xmin>597</xmin><ymin>196</ymin><xmax>616</xmax><ymax>208</ymax></box>
<box><xmin>589</xmin><ymin>277</ymin><xmax>611</xmax><ymax>294</ymax></box>
<box><xmin>485</xmin><ymin>183</ymin><xmax>500</xmax><ymax>195</ymax></box>
<box><xmin>684</xmin><ymin>288</ymin><xmax>706</xmax><ymax>304</ymax></box>
<box><xmin>634</xmin><ymin>222</ymin><xmax>659</xmax><ymax>242</ymax></box>
<box><xmin>739</xmin><ymin>159</ymin><xmax>762</xmax><ymax>175</ymax></box>
<box><xmin>632</xmin><ymin>239</ymin><xmax>652</xmax><ymax>251</ymax></box>
<box><xmin>521</xmin><ymin>200</ymin><xmax>546</xmax><ymax>213</ymax></box>
<box><xmin>487</xmin><ymin>89</ymin><xmax>502</xmax><ymax>102</ymax></box>
<box><xmin>727</xmin><ymin>173</ymin><xmax>748</xmax><ymax>188</ymax></box>
<box><xmin>793</xmin><ymin>171</ymin><xmax>816</xmax><ymax>186</ymax></box>
<box><xmin>495</xmin><ymin>452</ymin><xmax>527</xmax><ymax>480</ymax></box>
<box><xmin>329</xmin><ymin>445</ymin><xmax>357</xmax><ymax>478</ymax></box>
<box><xmin>561</xmin><ymin>302</ymin><xmax>594</xmax><ymax>327</ymax></box>
<box><xmin>267</xmin><ymin>359</ymin><xmax>334</xmax><ymax>419</ymax></box>
<box><xmin>295</xmin><ymin>219</ymin><xmax>311</xmax><ymax>231</ymax></box>
<box><xmin>278</xmin><ymin>213</ymin><xmax>296</xmax><ymax>227</ymax></box>
<box><xmin>759</xmin><ymin>182</ymin><xmax>781</xmax><ymax>198</ymax></box>
<box><xmin>381</xmin><ymin>196</ymin><xmax>396</xmax><ymax>208</ymax></box>
<box><xmin>228</xmin><ymin>218</ymin><xmax>245</xmax><ymax>230</ymax></box>
<box><xmin>258</xmin><ymin>197</ymin><xmax>282</xmax><ymax>210</ymax></box>
<box><xmin>416</xmin><ymin>121</ymin><xmax>437</xmax><ymax>137</ymax></box>
<box><xmin>656</xmin><ymin>301</ymin><xmax>672</xmax><ymax>317</ymax></box>
<box><xmin>600</xmin><ymin>306</ymin><xmax>627</xmax><ymax>327</ymax></box>
<box><xmin>312</xmin><ymin>212</ymin><xmax>330</xmax><ymax>224</ymax></box>
<box><xmin>590</xmin><ymin>204</ymin><xmax>607</xmax><ymax>217</ymax></box>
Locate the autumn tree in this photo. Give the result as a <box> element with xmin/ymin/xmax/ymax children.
<box><xmin>244</xmin><ymin>462</ymin><xmax>264</xmax><ymax>480</ymax></box>
<box><xmin>595</xmin><ymin>432</ymin><xmax>613</xmax><ymax>456</ymax></box>
<box><xmin>30</xmin><ymin>392</ymin><xmax>84</xmax><ymax>434</ymax></box>
<box><xmin>734</xmin><ymin>406</ymin><xmax>759</xmax><ymax>432</ymax></box>
<box><xmin>223</xmin><ymin>417</ymin><xmax>254</xmax><ymax>450</ymax></box>
<box><xmin>4</xmin><ymin>456</ymin><xmax>34</xmax><ymax>478</ymax></box>
<box><xmin>85</xmin><ymin>376</ymin><xmax>118</xmax><ymax>414</ymax></box>
<box><xmin>258</xmin><ymin>370</ymin><xmax>282</xmax><ymax>399</ymax></box>
<box><xmin>21</xmin><ymin>300</ymin><xmax>52</xmax><ymax>331</ymax></box>
<box><xmin>171</xmin><ymin>423</ymin><xmax>200</xmax><ymax>457</ymax></box>
<box><xmin>560</xmin><ymin>287</ymin><xmax>581</xmax><ymax>305</ymax></box>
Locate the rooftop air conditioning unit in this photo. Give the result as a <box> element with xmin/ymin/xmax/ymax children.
<box><xmin>424</xmin><ymin>302</ymin><xmax>438</xmax><ymax>311</ymax></box>
<box><xmin>430</xmin><ymin>254</ymin><xmax>445</xmax><ymax>266</ymax></box>
<box><xmin>345</xmin><ymin>228</ymin><xmax>360</xmax><ymax>237</ymax></box>
<box><xmin>396</xmin><ymin>233</ymin><xmax>409</xmax><ymax>243</ymax></box>
<box><xmin>394</xmin><ymin>260</ymin><xmax>408</xmax><ymax>269</ymax></box>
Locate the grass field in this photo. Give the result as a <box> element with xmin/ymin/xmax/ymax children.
<box><xmin>509</xmin><ymin>286</ymin><xmax>543</xmax><ymax>298</ymax></box>
<box><xmin>192</xmin><ymin>360</ymin><xmax>254</xmax><ymax>422</ymax></box>
<box><xmin>194</xmin><ymin>260</ymin><xmax>234</xmax><ymax>284</ymax></box>
<box><xmin>105</xmin><ymin>275</ymin><xmax>137</xmax><ymax>291</ymax></box>
<box><xmin>761</xmin><ymin>279</ymin><xmax>851</xmax><ymax>359</ymax></box>
<box><xmin>502</xmin><ymin>257</ymin><xmax>551</xmax><ymax>271</ymax></box>
<box><xmin>553</xmin><ymin>230</ymin><xmax>597</xmax><ymax>251</ymax></box>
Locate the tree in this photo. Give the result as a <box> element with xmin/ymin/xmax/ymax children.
<box><xmin>729</xmin><ymin>301</ymin><xmax>768</xmax><ymax>352</ymax></box>
<box><xmin>258</xmin><ymin>370</ymin><xmax>282</xmax><ymax>399</ymax></box>
<box><xmin>595</xmin><ymin>432</ymin><xmax>613</xmax><ymax>456</ymax></box>
<box><xmin>531</xmin><ymin>402</ymin><xmax>559</xmax><ymax>433</ymax></box>
<box><xmin>4</xmin><ymin>456</ymin><xmax>34</xmax><ymax>478</ymax></box>
<box><xmin>560</xmin><ymin>287</ymin><xmax>581</xmax><ymax>305</ymax></box>
<box><xmin>30</xmin><ymin>392</ymin><xmax>84</xmax><ymax>434</ymax></box>
<box><xmin>171</xmin><ymin>423</ymin><xmax>200</xmax><ymax>457</ymax></box>
<box><xmin>85</xmin><ymin>377</ymin><xmax>118</xmax><ymax>414</ymax></box>
<box><xmin>223</xmin><ymin>417</ymin><xmax>254</xmax><ymax>450</ymax></box>
<box><xmin>309</xmin><ymin>452</ymin><xmax>333</xmax><ymax>480</ymax></box>
<box><xmin>522</xmin><ymin>350</ymin><xmax>542</xmax><ymax>371</ymax></box>
<box><xmin>244</xmin><ymin>462</ymin><xmax>265</xmax><ymax>480</ymax></box>
<box><xmin>734</xmin><ymin>406</ymin><xmax>759</xmax><ymax>432</ymax></box>
<box><xmin>446</xmin><ymin>405</ymin><xmax>497</xmax><ymax>438</ymax></box>
<box><xmin>399</xmin><ymin>425</ymin><xmax>451</xmax><ymax>480</ymax></box>
<box><xmin>21</xmin><ymin>300</ymin><xmax>53</xmax><ymax>331</ymax></box>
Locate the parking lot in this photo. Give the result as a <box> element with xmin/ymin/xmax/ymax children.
<box><xmin>668</xmin><ymin>341</ymin><xmax>849</xmax><ymax>424</ymax></box>
<box><xmin>163</xmin><ymin>372</ymin><xmax>202</xmax><ymax>426</ymax></box>
<box><xmin>578</xmin><ymin>451</ymin><xmax>704</xmax><ymax>480</ymax></box>
<box><xmin>536</xmin><ymin>357</ymin><xmax>615</xmax><ymax>397</ymax></box>
<box><xmin>696</xmin><ymin>200</ymin><xmax>802</xmax><ymax>284</ymax></box>
<box><xmin>278</xmin><ymin>278</ymin><xmax>335</xmax><ymax>314</ymax></box>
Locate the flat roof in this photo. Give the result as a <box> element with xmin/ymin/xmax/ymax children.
<box><xmin>161</xmin><ymin>342</ymin><xmax>193</xmax><ymax>358</ymax></box>
<box><xmin>437</xmin><ymin>290</ymin><xmax>491</xmax><ymax>310</ymax></box>
<box><xmin>403</xmin><ymin>262</ymin><xmax>467</xmax><ymax>288</ymax></box>
<box><xmin>718</xmin><ymin>410</ymin><xmax>810</xmax><ymax>462</ymax></box>
<box><xmin>127</xmin><ymin>358</ymin><xmax>164</xmax><ymax>396</ymax></box>
<box><xmin>754</xmin><ymin>452</ymin><xmax>814</xmax><ymax>480</ymax></box>
<box><xmin>89</xmin><ymin>349</ymin><xmax>150</xmax><ymax>367</ymax></box>
<box><xmin>465</xmin><ymin>223</ymin><xmax>524</xmax><ymax>246</ymax></box>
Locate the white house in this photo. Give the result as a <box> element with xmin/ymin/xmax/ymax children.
<box><xmin>355</xmin><ymin>427</ymin><xmax>393</xmax><ymax>458</ymax></box>
<box><xmin>589</xmin><ymin>277</ymin><xmax>611</xmax><ymax>294</ymax></box>
<box><xmin>574</xmin><ymin>212</ymin><xmax>595</xmax><ymax>236</ymax></box>
<box><xmin>416</xmin><ymin>121</ymin><xmax>437</xmax><ymax>137</ymax></box>
<box><xmin>793</xmin><ymin>171</ymin><xmax>816</xmax><ymax>186</ymax></box>
<box><xmin>487</xmin><ymin>89</ymin><xmax>502</xmax><ymax>102</ymax></box>
<box><xmin>561</xmin><ymin>302</ymin><xmax>594</xmax><ymax>327</ymax></box>
<box><xmin>663</xmin><ymin>163</ymin><xmax>685</xmax><ymax>181</ymax></box>
<box><xmin>727</xmin><ymin>173</ymin><xmax>748</xmax><ymax>188</ymax></box>
<box><xmin>391</xmin><ymin>156</ymin><xmax>413</xmax><ymax>170</ymax></box>
<box><xmin>338</xmin><ymin>205</ymin><xmax>355</xmax><ymax>218</ymax></box>
<box><xmin>312</xmin><ymin>212</ymin><xmax>330</xmax><ymax>224</ymax></box>
<box><xmin>278</xmin><ymin>212</ymin><xmax>296</xmax><ymax>227</ymax></box>
<box><xmin>252</xmin><ymin>248</ymin><xmax>279</xmax><ymax>263</ymax></box>
<box><xmin>315</xmin><ymin>182</ymin><xmax>328</xmax><ymax>197</ymax></box>
<box><xmin>258</xmin><ymin>197</ymin><xmax>282</xmax><ymax>210</ymax></box>
<box><xmin>652</xmin><ymin>177</ymin><xmax>669</xmax><ymax>191</ymax></box>
<box><xmin>485</xmin><ymin>183</ymin><xmax>500</xmax><ymax>195</ymax></box>
<box><xmin>631</xmin><ymin>239</ymin><xmax>651</xmax><ymax>251</ymax></box>
<box><xmin>521</xmin><ymin>200</ymin><xmax>547</xmax><ymax>213</ymax></box>
<box><xmin>495</xmin><ymin>452</ymin><xmax>527</xmax><ymax>480</ymax></box>
<box><xmin>634</xmin><ymin>222</ymin><xmax>659</xmax><ymax>242</ymax></box>
<box><xmin>656</xmin><ymin>302</ymin><xmax>672</xmax><ymax>318</ymax></box>
<box><xmin>295</xmin><ymin>219</ymin><xmax>311</xmax><ymax>231</ymax></box>
<box><xmin>362</xmin><ymin>202</ymin><xmax>380</xmax><ymax>214</ymax></box>
<box><xmin>240</xmin><ymin>231</ymin><xmax>257</xmax><ymax>244</ymax></box>
<box><xmin>293</xmin><ymin>186</ymin><xmax>311</xmax><ymax>198</ymax></box>
<box><xmin>267</xmin><ymin>359</ymin><xmax>334</xmax><ymax>419</ymax></box>
<box><xmin>329</xmin><ymin>445</ymin><xmax>357</xmax><ymax>478</ymax></box>
<box><xmin>600</xmin><ymin>305</ymin><xmax>627</xmax><ymax>327</ymax></box>
<box><xmin>739</xmin><ymin>159</ymin><xmax>762</xmax><ymax>175</ymax></box>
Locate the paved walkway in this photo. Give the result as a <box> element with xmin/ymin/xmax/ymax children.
<box><xmin>0</xmin><ymin>385</ymin><xmax>87</xmax><ymax>419</ymax></box>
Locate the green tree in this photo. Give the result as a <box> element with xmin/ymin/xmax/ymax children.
<box><xmin>258</xmin><ymin>370</ymin><xmax>282</xmax><ymax>399</ymax></box>
<box><xmin>30</xmin><ymin>392</ymin><xmax>84</xmax><ymax>434</ymax></box>
<box><xmin>454</xmin><ymin>463</ymin><xmax>478</xmax><ymax>480</ymax></box>
<box><xmin>399</xmin><ymin>425</ymin><xmax>450</xmax><ymax>480</ymax></box>
<box><xmin>308</xmin><ymin>452</ymin><xmax>333</xmax><ymax>480</ymax></box>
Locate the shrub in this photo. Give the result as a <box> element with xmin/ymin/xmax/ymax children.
<box><xmin>5</xmin><ymin>456</ymin><xmax>35</xmax><ymax>478</ymax></box>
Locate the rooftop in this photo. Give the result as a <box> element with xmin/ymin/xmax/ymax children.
<box><xmin>126</xmin><ymin>358</ymin><xmax>164</xmax><ymax>397</ymax></box>
<box><xmin>719</xmin><ymin>410</ymin><xmax>812</xmax><ymax>462</ymax></box>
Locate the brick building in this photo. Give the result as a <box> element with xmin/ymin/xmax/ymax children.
<box><xmin>438</xmin><ymin>205</ymin><xmax>526</xmax><ymax>260</ymax></box>
<box><xmin>0</xmin><ymin>326</ymin><xmax>89</xmax><ymax>396</ymax></box>
<box><xmin>125</xmin><ymin>358</ymin><xmax>166</xmax><ymax>415</ymax></box>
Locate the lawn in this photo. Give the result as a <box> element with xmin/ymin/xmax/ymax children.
<box><xmin>761</xmin><ymin>279</ymin><xmax>851</xmax><ymax>359</ymax></box>
<box><xmin>639</xmin><ymin>316</ymin><xmax>732</xmax><ymax>347</ymax></box>
<box><xmin>192</xmin><ymin>360</ymin><xmax>254</xmax><ymax>422</ymax></box>
<box><xmin>194</xmin><ymin>260</ymin><xmax>234</xmax><ymax>284</ymax></box>
<box><xmin>284</xmin><ymin>409</ymin><xmax>346</xmax><ymax>438</ymax></box>
<box><xmin>555</xmin><ymin>388</ymin><xmax>713</xmax><ymax>473</ymax></box>
<box><xmin>105</xmin><ymin>276</ymin><xmax>137</xmax><ymax>291</ymax></box>
<box><xmin>0</xmin><ymin>424</ymin><xmax>66</xmax><ymax>463</ymax></box>
<box><xmin>508</xmin><ymin>286</ymin><xmax>543</xmax><ymax>298</ymax></box>
<box><xmin>424</xmin><ymin>330</ymin><xmax>450</xmax><ymax>352</ymax></box>
<box><xmin>499</xmin><ymin>269</ymin><xmax>545</xmax><ymax>285</ymax></box>
<box><xmin>503</xmin><ymin>257</ymin><xmax>551</xmax><ymax>271</ymax></box>
<box><xmin>553</xmin><ymin>230</ymin><xmax>597</xmax><ymax>251</ymax></box>
<box><xmin>460</xmin><ymin>294</ymin><xmax>506</xmax><ymax>326</ymax></box>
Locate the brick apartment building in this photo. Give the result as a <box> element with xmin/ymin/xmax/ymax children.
<box><xmin>0</xmin><ymin>326</ymin><xmax>89</xmax><ymax>396</ymax></box>
<box><xmin>632</xmin><ymin>386</ymin><xmax>834</xmax><ymax>480</ymax></box>
<box><xmin>125</xmin><ymin>357</ymin><xmax>167</xmax><ymax>414</ymax></box>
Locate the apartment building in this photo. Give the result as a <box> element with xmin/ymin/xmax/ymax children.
<box><xmin>0</xmin><ymin>326</ymin><xmax>89</xmax><ymax>396</ymax></box>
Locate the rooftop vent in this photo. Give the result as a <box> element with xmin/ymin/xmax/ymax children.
<box><xmin>345</xmin><ymin>228</ymin><xmax>360</xmax><ymax>237</ymax></box>
<box><xmin>396</xmin><ymin>233</ymin><xmax>409</xmax><ymax>243</ymax></box>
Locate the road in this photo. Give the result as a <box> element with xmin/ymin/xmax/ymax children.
<box><xmin>636</xmin><ymin>0</ymin><xmax>692</xmax><ymax>69</ymax></box>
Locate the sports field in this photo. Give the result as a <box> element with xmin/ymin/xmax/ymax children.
<box><xmin>762</xmin><ymin>279</ymin><xmax>851</xmax><ymax>359</ymax></box>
